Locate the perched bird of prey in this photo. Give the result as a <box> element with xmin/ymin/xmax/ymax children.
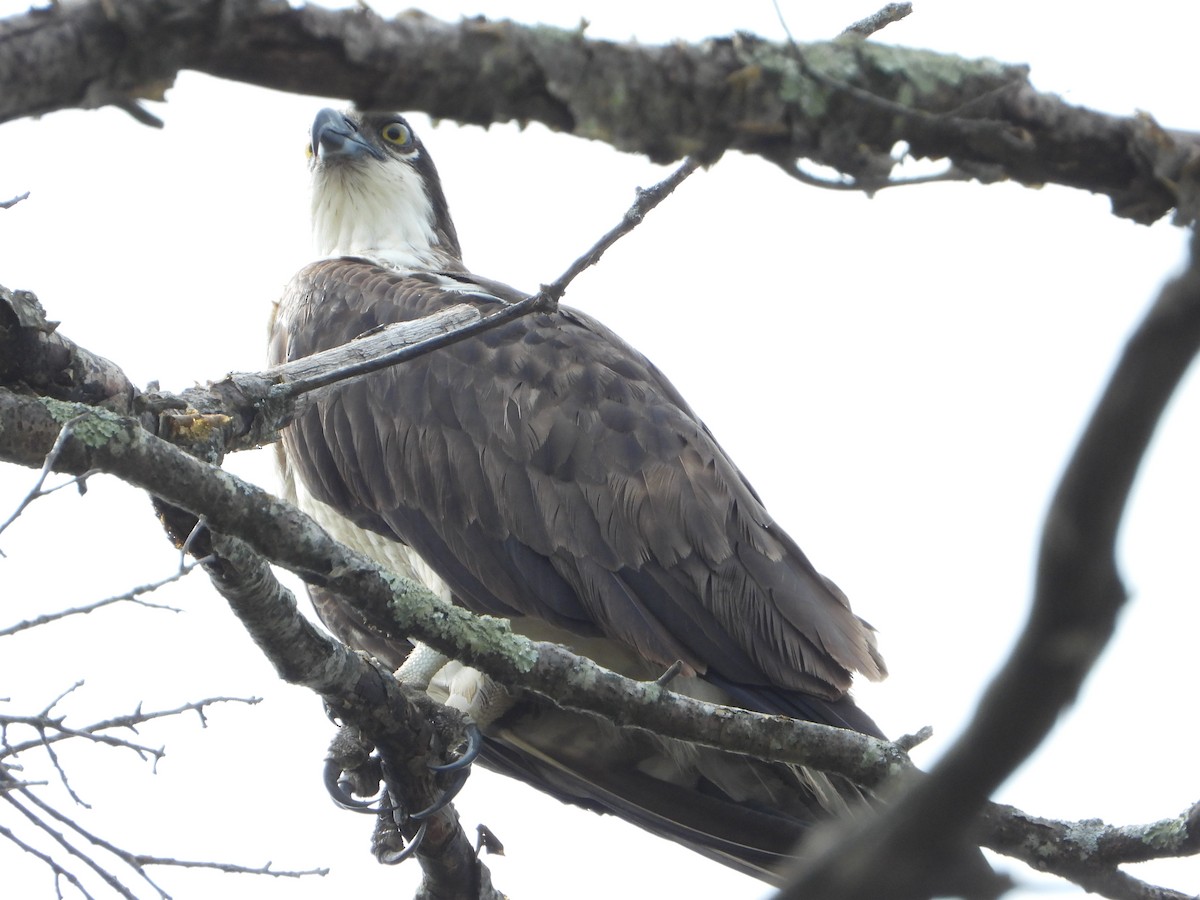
<box><xmin>270</xmin><ymin>108</ymin><xmax>888</xmax><ymax>882</ymax></box>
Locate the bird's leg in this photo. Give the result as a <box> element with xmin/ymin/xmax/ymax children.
<box><xmin>396</xmin><ymin>641</ymin><xmax>514</xmax><ymax>771</ymax></box>
<box><xmin>324</xmin><ymin>640</ymin><xmax>518</xmax><ymax>865</ymax></box>
<box><xmin>394</xmin><ymin>640</ymin><xmax>451</xmax><ymax>690</ymax></box>
<box><xmin>435</xmin><ymin>661</ymin><xmax>515</xmax><ymax>731</ymax></box>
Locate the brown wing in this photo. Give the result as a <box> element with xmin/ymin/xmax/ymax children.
<box><xmin>272</xmin><ymin>257</ymin><xmax>885</xmax><ymax>725</ymax></box>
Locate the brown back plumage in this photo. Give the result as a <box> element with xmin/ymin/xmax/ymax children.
<box><xmin>274</xmin><ymin>259</ymin><xmax>884</xmax><ymax>717</ymax></box>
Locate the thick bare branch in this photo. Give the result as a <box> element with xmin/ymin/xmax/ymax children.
<box><xmin>979</xmin><ymin>800</ymin><xmax>1200</xmax><ymax>900</ymax></box>
<box><xmin>0</xmin><ymin>283</ymin><xmax>481</xmax><ymax>455</ymax></box>
<box><xmin>774</xmin><ymin>230</ymin><xmax>1200</xmax><ymax>899</ymax></box>
<box><xmin>1</xmin><ymin>1</ymin><xmax>1197</xmax><ymax>222</ymax></box>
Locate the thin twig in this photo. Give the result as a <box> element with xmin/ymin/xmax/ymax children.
<box><xmin>892</xmin><ymin>725</ymin><xmax>933</xmax><ymax>752</ymax></box>
<box><xmin>538</xmin><ymin>156</ymin><xmax>702</xmax><ymax>304</ymax></box>
<box><xmin>40</xmin><ymin>725</ymin><xmax>90</xmax><ymax>808</ymax></box>
<box><xmin>771</xmin><ymin>0</ymin><xmax>1027</xmax><ymax>194</ymax></box>
<box><xmin>4</xmin><ymin>783</ymin><xmax>331</xmax><ymax>898</ymax></box>
<box><xmin>0</xmin><ymin>821</ymin><xmax>96</xmax><ymax>900</ymax></box>
<box><xmin>0</xmin><ymin>564</ymin><xmax>202</xmax><ymax>637</ymax></box>
<box><xmin>0</xmin><ymin>416</ymin><xmax>88</xmax><ymax>553</ymax></box>
<box><xmin>1</xmin><ymin>693</ymin><xmax>282</xmax><ymax>899</ymax></box>
<box><xmin>1</xmin><ymin>697</ymin><xmax>260</xmax><ymax>758</ymax></box>
<box><xmin>839</xmin><ymin>2</ymin><xmax>913</xmax><ymax>38</ymax></box>
<box><xmin>12</xmin><ymin>783</ymin><xmax>171</xmax><ymax>898</ymax></box>
<box><xmin>40</xmin><ymin>682</ymin><xmax>85</xmax><ymax>718</ymax></box>
<box><xmin>269</xmin><ymin>156</ymin><xmax>701</xmax><ymax>403</ymax></box>
<box><xmin>133</xmin><ymin>857</ymin><xmax>329</xmax><ymax>877</ymax></box>
<box><xmin>2</xmin><ymin>788</ymin><xmax>140</xmax><ymax>899</ymax></box>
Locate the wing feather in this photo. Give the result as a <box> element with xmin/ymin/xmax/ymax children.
<box><xmin>272</xmin><ymin>258</ymin><xmax>886</xmax><ymax>716</ymax></box>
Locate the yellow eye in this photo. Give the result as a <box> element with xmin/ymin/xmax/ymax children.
<box><xmin>380</xmin><ymin>122</ymin><xmax>411</xmax><ymax>146</ymax></box>
<box><xmin>305</xmin><ymin>141</ymin><xmax>314</xmax><ymax>160</ymax></box>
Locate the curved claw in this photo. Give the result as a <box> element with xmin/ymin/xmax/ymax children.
<box><xmin>377</xmin><ymin>820</ymin><xmax>428</xmax><ymax>865</ymax></box>
<box><xmin>324</xmin><ymin>758</ymin><xmax>388</xmax><ymax>813</ymax></box>
<box><xmin>410</xmin><ymin>767</ymin><xmax>470</xmax><ymax>821</ymax></box>
<box><xmin>429</xmin><ymin>722</ymin><xmax>482</xmax><ymax>773</ymax></box>
<box><xmin>321</xmin><ymin>701</ymin><xmax>342</xmax><ymax>727</ymax></box>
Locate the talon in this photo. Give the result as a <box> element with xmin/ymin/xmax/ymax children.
<box><xmin>429</xmin><ymin>722</ymin><xmax>482</xmax><ymax>773</ymax></box>
<box><xmin>410</xmin><ymin>767</ymin><xmax>470</xmax><ymax>820</ymax></box>
<box><xmin>377</xmin><ymin>820</ymin><xmax>428</xmax><ymax>865</ymax></box>
<box><xmin>322</xmin><ymin>702</ymin><xmax>342</xmax><ymax>726</ymax></box>
<box><xmin>324</xmin><ymin>758</ymin><xmax>388</xmax><ymax>813</ymax></box>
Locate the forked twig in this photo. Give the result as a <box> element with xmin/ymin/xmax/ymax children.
<box><xmin>0</xmin><ymin>416</ymin><xmax>90</xmax><ymax>553</ymax></box>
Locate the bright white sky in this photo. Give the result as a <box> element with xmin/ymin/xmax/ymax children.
<box><xmin>1</xmin><ymin>2</ymin><xmax>1197</xmax><ymax>898</ymax></box>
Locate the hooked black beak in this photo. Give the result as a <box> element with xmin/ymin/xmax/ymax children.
<box><xmin>311</xmin><ymin>108</ymin><xmax>386</xmax><ymax>162</ymax></box>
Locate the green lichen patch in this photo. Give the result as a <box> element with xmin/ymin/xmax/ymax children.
<box><xmin>39</xmin><ymin>398</ymin><xmax>130</xmax><ymax>449</ymax></box>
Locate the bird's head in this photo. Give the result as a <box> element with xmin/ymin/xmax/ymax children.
<box><xmin>307</xmin><ymin>108</ymin><xmax>462</xmax><ymax>271</ymax></box>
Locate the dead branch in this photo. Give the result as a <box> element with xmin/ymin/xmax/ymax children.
<box><xmin>839</xmin><ymin>3</ymin><xmax>914</xmax><ymax>38</ymax></box>
<box><xmin>266</xmin><ymin>154</ymin><xmax>700</xmax><ymax>404</ymax></box>
<box><xmin>2</xmin><ymin>1</ymin><xmax>1198</xmax><ymax>223</ymax></box>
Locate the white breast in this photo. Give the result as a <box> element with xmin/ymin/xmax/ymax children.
<box><xmin>275</xmin><ymin>445</ymin><xmax>452</xmax><ymax>603</ymax></box>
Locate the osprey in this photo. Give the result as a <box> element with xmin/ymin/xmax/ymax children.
<box><xmin>270</xmin><ymin>108</ymin><xmax>888</xmax><ymax>881</ymax></box>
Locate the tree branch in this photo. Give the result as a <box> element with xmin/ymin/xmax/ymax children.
<box><xmin>5</xmin><ymin>241</ymin><xmax>1200</xmax><ymax>893</ymax></box>
<box><xmin>979</xmin><ymin>800</ymin><xmax>1200</xmax><ymax>900</ymax></box>
<box><xmin>0</xmin><ymin>692</ymin><xmax>320</xmax><ymax>900</ymax></box>
<box><xmin>0</xmin><ymin>385</ymin><xmax>911</xmax><ymax>788</ymax></box>
<box><xmin>195</xmin><ymin>529</ymin><xmax>500</xmax><ymax>898</ymax></box>
<box><xmin>773</xmin><ymin>229</ymin><xmax>1200</xmax><ymax>899</ymax></box>
<box><xmin>2</xmin><ymin>1</ymin><xmax>1197</xmax><ymax>223</ymax></box>
<box><xmin>1</xmin><ymin>365</ymin><xmax>1196</xmax><ymax>896</ymax></box>
<box><xmin>839</xmin><ymin>3</ymin><xmax>914</xmax><ymax>39</ymax></box>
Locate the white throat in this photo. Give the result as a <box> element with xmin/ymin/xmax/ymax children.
<box><xmin>311</xmin><ymin>158</ymin><xmax>444</xmax><ymax>271</ymax></box>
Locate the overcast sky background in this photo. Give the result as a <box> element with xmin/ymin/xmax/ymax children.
<box><xmin>1</xmin><ymin>2</ymin><xmax>1198</xmax><ymax>898</ymax></box>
